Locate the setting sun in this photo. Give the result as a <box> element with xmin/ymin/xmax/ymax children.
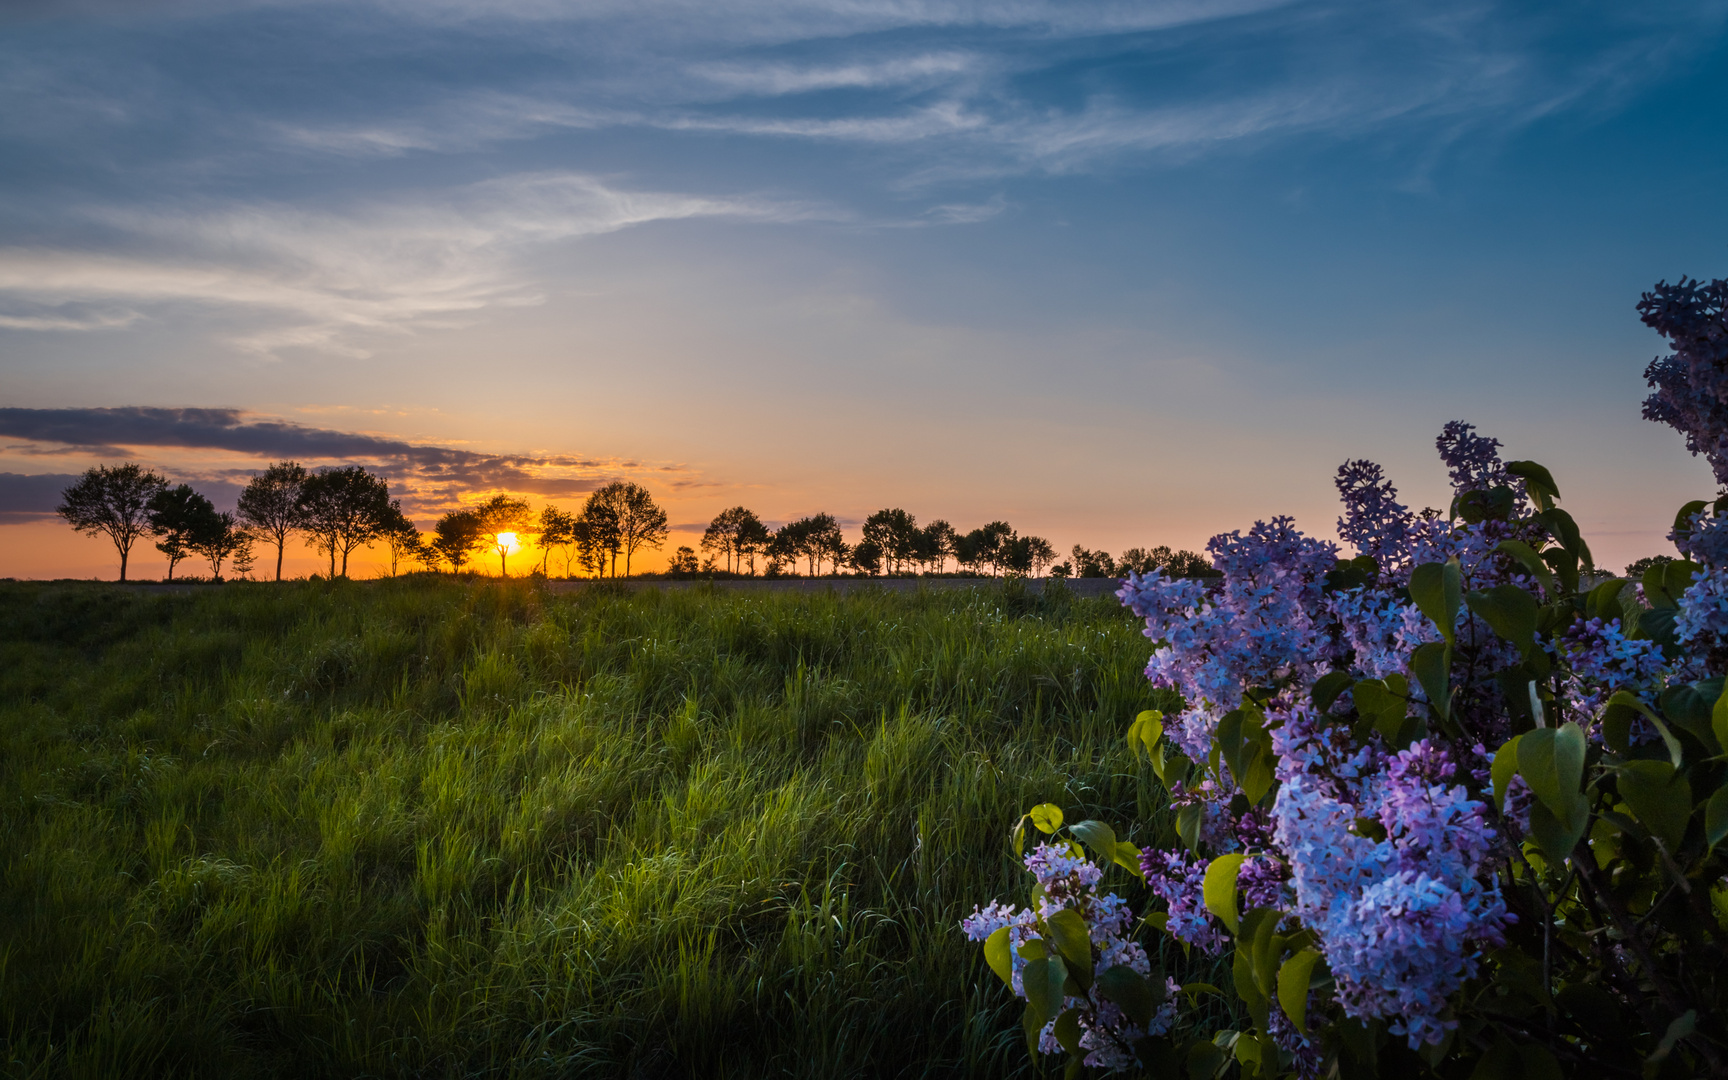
<box><xmin>495</xmin><ymin>531</ymin><xmax>519</xmax><ymax>554</ymax></box>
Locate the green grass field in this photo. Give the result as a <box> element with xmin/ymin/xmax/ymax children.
<box><xmin>0</xmin><ymin>578</ymin><xmax>1184</xmax><ymax>1079</ymax></box>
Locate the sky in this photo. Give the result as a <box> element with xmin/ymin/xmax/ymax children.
<box><xmin>2</xmin><ymin>0</ymin><xmax>1727</xmax><ymax>579</ymax></box>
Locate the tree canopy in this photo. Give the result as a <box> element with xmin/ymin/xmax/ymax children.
<box><xmin>297</xmin><ymin>465</ymin><xmax>394</xmax><ymax>578</ymax></box>
<box><xmin>236</xmin><ymin>461</ymin><xmax>308</xmax><ymax>582</ymax></box>
<box><xmin>56</xmin><ymin>463</ymin><xmax>168</xmax><ymax>582</ymax></box>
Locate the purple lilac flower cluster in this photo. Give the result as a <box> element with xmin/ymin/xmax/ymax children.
<box><xmin>1639</xmin><ymin>277</ymin><xmax>1728</xmax><ymax>485</ymax></box>
<box><xmin>1118</xmin><ymin>517</ymin><xmax>1339</xmax><ymax>760</ymax></box>
<box><xmin>1436</xmin><ymin>421</ymin><xmax>1517</xmax><ymax>504</ymax></box>
<box><xmin>961</xmin><ymin>844</ymin><xmax>1169</xmax><ymax>1073</ymax></box>
<box><xmin>1335</xmin><ymin>459</ymin><xmax>1416</xmax><ymax>570</ymax></box>
<box><xmin>1674</xmin><ymin>510</ymin><xmax>1728</xmax><ymax>650</ymax></box>
<box><xmin>1557</xmin><ymin>616</ymin><xmax>1668</xmax><ymax>719</ymax></box>
<box><xmin>1273</xmin><ymin>710</ymin><xmax>1510</xmax><ymax>1046</ymax></box>
<box><xmin>1114</xmin><ymin>424</ymin><xmax>1577</xmax><ymax>1051</ymax></box>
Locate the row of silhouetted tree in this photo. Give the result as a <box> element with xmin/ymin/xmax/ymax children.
<box><xmin>55</xmin><ymin>460</ymin><xmax>1208</xmax><ymax>581</ymax></box>
<box><xmin>55</xmin><ymin>461</ymin><xmax>670</xmax><ymax>581</ymax></box>
<box><xmin>689</xmin><ymin>505</ymin><xmax>1212</xmax><ymax>579</ymax></box>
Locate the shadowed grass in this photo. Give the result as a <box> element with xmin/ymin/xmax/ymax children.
<box><xmin>0</xmin><ymin>578</ymin><xmax>1187</xmax><ymax>1079</ymax></box>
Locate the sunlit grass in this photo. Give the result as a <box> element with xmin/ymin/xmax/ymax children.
<box><xmin>0</xmin><ymin>577</ymin><xmax>1187</xmax><ymax>1078</ymax></box>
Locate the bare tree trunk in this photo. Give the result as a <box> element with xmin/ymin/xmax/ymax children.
<box><xmin>275</xmin><ymin>535</ymin><xmax>285</xmax><ymax>581</ymax></box>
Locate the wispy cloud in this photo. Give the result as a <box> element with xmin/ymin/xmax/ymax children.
<box><xmin>691</xmin><ymin>52</ymin><xmax>981</xmax><ymax>96</ymax></box>
<box><xmin>0</xmin><ymin>173</ymin><xmax>832</xmax><ymax>354</ymax></box>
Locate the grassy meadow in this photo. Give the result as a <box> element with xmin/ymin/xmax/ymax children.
<box><xmin>0</xmin><ymin>578</ymin><xmax>1187</xmax><ymax>1079</ymax></box>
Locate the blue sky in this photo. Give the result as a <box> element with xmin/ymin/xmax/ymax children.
<box><xmin>3</xmin><ymin>0</ymin><xmax>1727</xmax><ymax>576</ymax></box>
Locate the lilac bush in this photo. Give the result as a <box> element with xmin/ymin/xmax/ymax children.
<box><xmin>966</xmin><ymin>278</ymin><xmax>1728</xmax><ymax>1077</ymax></box>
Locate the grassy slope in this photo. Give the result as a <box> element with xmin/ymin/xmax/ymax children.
<box><xmin>0</xmin><ymin>579</ymin><xmax>1179</xmax><ymax>1079</ymax></box>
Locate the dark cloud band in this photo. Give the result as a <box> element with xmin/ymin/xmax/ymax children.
<box><xmin>0</xmin><ymin>407</ymin><xmax>643</xmax><ymax>515</ymax></box>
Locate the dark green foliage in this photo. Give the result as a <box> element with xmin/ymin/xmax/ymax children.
<box><xmin>0</xmin><ymin>579</ymin><xmax>1175</xmax><ymax>1079</ymax></box>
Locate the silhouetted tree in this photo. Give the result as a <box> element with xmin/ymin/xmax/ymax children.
<box><xmin>56</xmin><ymin>462</ymin><xmax>168</xmax><ymax>581</ymax></box>
<box><xmin>570</xmin><ymin>514</ymin><xmax>610</xmax><ymax>578</ymax></box>
<box><xmin>236</xmin><ymin>461</ymin><xmax>308</xmax><ymax>581</ymax></box>
<box><xmin>190</xmin><ymin>511</ymin><xmax>252</xmax><ymax>580</ymax></box>
<box><xmin>576</xmin><ymin>492</ymin><xmax>622</xmax><ymax>576</ymax></box>
<box><xmin>587</xmin><ymin>481</ymin><xmax>667</xmax><ymax>576</ymax></box>
<box><xmin>863</xmin><ymin>508</ymin><xmax>920</xmax><ymax>574</ymax></box>
<box><xmin>538</xmin><ymin>505</ymin><xmax>577</xmax><ymax>575</ymax></box>
<box><xmin>378</xmin><ymin>503</ymin><xmax>422</xmax><ymax>576</ymax></box>
<box><xmin>767</xmin><ymin>521</ymin><xmax>802</xmax><ymax>575</ymax></box>
<box><xmin>1015</xmin><ymin>535</ymin><xmax>1055</xmax><ymax>576</ymax></box>
<box><xmin>966</xmin><ymin>521</ymin><xmax>1013</xmax><ymax>575</ymax></box>
<box><xmin>1070</xmin><ymin>544</ymin><xmax>1117</xmax><ymax>578</ymax></box>
<box><xmin>149</xmin><ymin>483</ymin><xmax>220</xmax><ymax>581</ymax></box>
<box><xmin>1627</xmin><ymin>554</ymin><xmax>1677</xmax><ymax>579</ymax></box>
<box><xmin>428</xmin><ymin>509</ymin><xmax>483</xmax><ymax>573</ymax></box>
<box><xmin>1118</xmin><ymin>546</ymin><xmax>1164</xmax><ymax>574</ymax></box>
<box><xmin>737</xmin><ymin>516</ymin><xmax>771</xmax><ymax>575</ymax></box>
<box><xmin>920</xmin><ymin>519</ymin><xmax>957</xmax><ymax>572</ymax></box>
<box><xmin>781</xmin><ymin>513</ymin><xmax>844</xmax><ymax>575</ymax></box>
<box><xmin>668</xmin><ymin>545</ymin><xmax>699</xmax><ymax>576</ymax></box>
<box><xmin>811</xmin><ymin>514</ymin><xmax>847</xmax><ymax>574</ymax></box>
<box><xmin>702</xmin><ymin>506</ymin><xmax>763</xmax><ymax>574</ymax></box>
<box><xmin>297</xmin><ymin>465</ymin><xmax>394</xmax><ymax>578</ymax></box>
<box><xmin>1165</xmin><ymin>549</ymin><xmax>1217</xmax><ymax>578</ymax></box>
<box><xmin>850</xmin><ymin>539</ymin><xmax>883</xmax><ymax>575</ymax></box>
<box><xmin>473</xmin><ymin>494</ymin><xmax>534</xmax><ymax>576</ymax></box>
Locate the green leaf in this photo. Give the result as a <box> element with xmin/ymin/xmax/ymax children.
<box><xmin>1644</xmin><ymin>562</ymin><xmax>1678</xmax><ymax>610</ymax></box>
<box><xmin>1663</xmin><ymin>559</ymin><xmax>1700</xmax><ymax>604</ymax></box>
<box><xmin>1052</xmin><ymin>1007</ymin><xmax>1082</xmax><ymax>1054</ymax></box>
<box><xmin>1239</xmin><ymin>739</ymin><xmax>1276</xmax><ymax>806</ymax></box>
<box><xmin>1544</xmin><ymin>545</ymin><xmax>1581</xmax><ymax>597</ymax></box>
<box><xmin>1128</xmin><ymin>709</ymin><xmax>1163</xmax><ymax>760</ymax></box>
<box><xmin>1492</xmin><ymin>736</ymin><xmax>1521</xmax><ymax>814</ymax></box>
<box><xmin>1658</xmin><ymin>678</ymin><xmax>1722</xmax><ymax>751</ymax></box>
<box><xmin>1496</xmin><ymin>539</ymin><xmax>1557</xmax><ymax>598</ymax></box>
<box><xmin>1312</xmin><ymin>670</ymin><xmax>1353</xmax><ymax>712</ymax></box>
<box><xmin>1506</xmin><ymin>460</ymin><xmax>1560</xmax><ymax>510</ymax></box>
<box><xmin>1185</xmin><ymin>1040</ymin><xmax>1229</xmax><ymax>1080</ymax></box>
<box><xmin>1095</xmin><ymin>965</ymin><xmax>1156</xmax><ymax>1026</ymax></box>
<box><xmin>1605</xmin><ymin>690</ymin><xmax>1683</xmax><ymax>768</ymax></box>
<box><xmin>1585</xmin><ymin>578</ymin><xmax>1632</xmax><ymax>623</ymax></box>
<box><xmin>1045</xmin><ymin>908</ymin><xmax>1094</xmax><ymax>980</ymax></box>
<box><xmin>1022</xmin><ymin>955</ymin><xmax>1068</xmax><ymax>1025</ymax></box>
<box><xmin>1517</xmin><ymin>723</ymin><xmax>1586</xmax><ymax>821</ymax></box>
<box><xmin>1409</xmin><ymin>641</ymin><xmax>1451</xmax><ymax>721</ymax></box>
<box><xmin>1030</xmin><ymin>804</ymin><xmax>1064</xmax><ymax>834</ymax></box>
<box><xmin>1516</xmin><ymin>1045</ymin><xmax>1562</xmax><ymax>1080</ymax></box>
<box><xmin>1526</xmin><ymin>795</ymin><xmax>1589</xmax><ymax>864</ymax></box>
<box><xmin>1672</xmin><ymin>499</ymin><xmax>1710</xmax><ymax>544</ymax></box>
<box><xmin>1465</xmin><ymin>584</ymin><xmax>1540</xmax><ymax>657</ymax></box>
<box><xmin>1409</xmin><ymin>559</ymin><xmax>1462</xmax><ymax>644</ymax></box>
<box><xmin>1648</xmin><ymin>1009</ymin><xmax>1697</xmax><ymax>1066</ymax></box>
<box><xmin>1537</xmin><ymin>508</ymin><xmax>1591</xmax><ymax>570</ymax></box>
<box><xmin>983</xmin><ymin>926</ymin><xmax>1014</xmax><ymax>987</ymax></box>
<box><xmin>1202</xmin><ymin>853</ymin><xmax>1246</xmax><ymax>935</ymax></box>
<box><xmin>1469</xmin><ymin>1038</ymin><xmax>1521</xmax><ymax>1080</ymax></box>
<box><xmin>1012</xmin><ymin>818</ymin><xmax>1026</xmax><ymax>858</ymax></box>
<box><xmin>1069</xmin><ymin>819</ymin><xmax>1118</xmax><ymax>860</ymax></box>
<box><xmin>1022</xmin><ymin>1002</ymin><xmax>1043</xmax><ymax>1058</ymax></box>
<box><xmin>1176</xmin><ymin>802</ymin><xmax>1204</xmax><ymax>854</ymax></box>
<box><xmin>1112</xmin><ymin>841</ymin><xmax>1144</xmax><ymax>879</ymax></box>
<box><xmin>1276</xmin><ymin>949</ymin><xmax>1323</xmax><ymax>1036</ymax></box>
<box><xmin>1714</xmin><ymin>681</ymin><xmax>1728</xmax><ymax>756</ymax></box>
<box><xmin>1707</xmin><ymin>786</ymin><xmax>1728</xmax><ymax>851</ymax></box>
<box><xmin>1617</xmin><ymin>760</ymin><xmax>1692</xmax><ymax>852</ymax></box>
